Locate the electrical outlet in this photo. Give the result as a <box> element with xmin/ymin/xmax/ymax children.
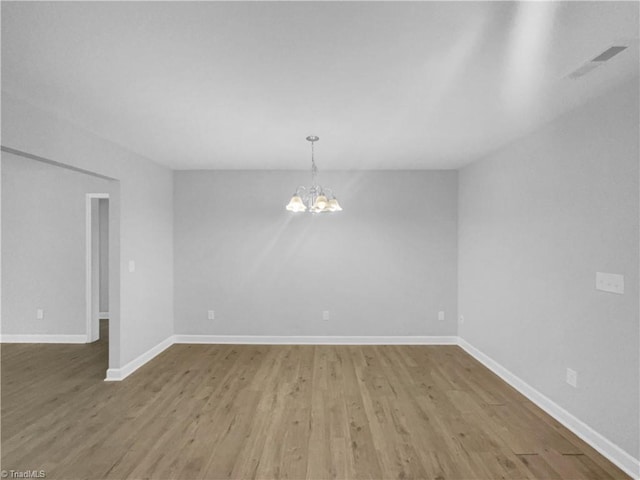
<box><xmin>322</xmin><ymin>310</ymin><xmax>330</xmax><ymax>321</ymax></box>
<box><xmin>459</xmin><ymin>315</ymin><xmax>464</xmax><ymax>325</ymax></box>
<box><xmin>438</xmin><ymin>311</ymin><xmax>445</xmax><ymax>321</ymax></box>
<box><xmin>207</xmin><ymin>310</ymin><xmax>215</xmax><ymax>320</ymax></box>
<box><xmin>596</xmin><ymin>272</ymin><xmax>624</xmax><ymax>294</ymax></box>
<box><xmin>36</xmin><ymin>309</ymin><xmax>44</xmax><ymax>320</ymax></box>
<box><xmin>566</xmin><ymin>368</ymin><xmax>578</xmax><ymax>388</ymax></box>
<box><xmin>128</xmin><ymin>260</ymin><xmax>136</xmax><ymax>273</ymax></box>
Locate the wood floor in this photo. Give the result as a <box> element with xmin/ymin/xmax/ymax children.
<box><xmin>2</xmin><ymin>325</ymin><xmax>630</xmax><ymax>479</ymax></box>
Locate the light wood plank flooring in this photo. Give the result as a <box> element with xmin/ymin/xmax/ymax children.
<box><xmin>1</xmin><ymin>327</ymin><xmax>631</xmax><ymax>479</ymax></box>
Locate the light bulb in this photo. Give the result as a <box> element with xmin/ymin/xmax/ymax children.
<box><xmin>313</xmin><ymin>195</ymin><xmax>328</xmax><ymax>211</ymax></box>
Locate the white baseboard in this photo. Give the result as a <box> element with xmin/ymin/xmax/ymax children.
<box><xmin>0</xmin><ymin>334</ymin><xmax>88</xmax><ymax>343</ymax></box>
<box><xmin>99</xmin><ymin>312</ymin><xmax>109</xmax><ymax>319</ymax></box>
<box><xmin>105</xmin><ymin>335</ymin><xmax>173</xmax><ymax>381</ymax></box>
<box><xmin>172</xmin><ymin>335</ymin><xmax>459</xmax><ymax>345</ymax></box>
<box><xmin>458</xmin><ymin>337</ymin><xmax>640</xmax><ymax>479</ymax></box>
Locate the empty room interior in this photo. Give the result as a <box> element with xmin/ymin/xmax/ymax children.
<box><xmin>1</xmin><ymin>1</ymin><xmax>639</xmax><ymax>479</ymax></box>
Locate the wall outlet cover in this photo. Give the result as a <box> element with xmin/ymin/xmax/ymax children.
<box><xmin>595</xmin><ymin>272</ymin><xmax>624</xmax><ymax>294</ymax></box>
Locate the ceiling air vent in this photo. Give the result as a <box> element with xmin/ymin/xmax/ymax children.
<box><xmin>591</xmin><ymin>46</ymin><xmax>628</xmax><ymax>62</ymax></box>
<box><xmin>566</xmin><ymin>45</ymin><xmax>628</xmax><ymax>80</ymax></box>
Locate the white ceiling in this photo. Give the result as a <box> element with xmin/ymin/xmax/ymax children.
<box><xmin>2</xmin><ymin>1</ymin><xmax>638</xmax><ymax>170</ymax></box>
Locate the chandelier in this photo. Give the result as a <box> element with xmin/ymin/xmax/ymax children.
<box><xmin>286</xmin><ymin>136</ymin><xmax>342</xmax><ymax>213</ymax></box>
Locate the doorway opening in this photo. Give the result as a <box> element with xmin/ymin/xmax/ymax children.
<box><xmin>86</xmin><ymin>194</ymin><xmax>109</xmax><ymax>343</ymax></box>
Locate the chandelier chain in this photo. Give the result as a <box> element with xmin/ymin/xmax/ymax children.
<box><xmin>311</xmin><ymin>140</ymin><xmax>318</xmax><ymax>186</ymax></box>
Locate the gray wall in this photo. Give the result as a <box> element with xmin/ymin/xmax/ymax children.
<box><xmin>458</xmin><ymin>79</ymin><xmax>639</xmax><ymax>457</ymax></box>
<box><xmin>99</xmin><ymin>198</ymin><xmax>109</xmax><ymax>314</ymax></box>
<box><xmin>2</xmin><ymin>92</ymin><xmax>174</xmax><ymax>369</ymax></box>
<box><xmin>2</xmin><ymin>153</ymin><xmax>113</xmax><ymax>335</ymax></box>
<box><xmin>174</xmin><ymin>170</ymin><xmax>458</xmax><ymax>336</ymax></box>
